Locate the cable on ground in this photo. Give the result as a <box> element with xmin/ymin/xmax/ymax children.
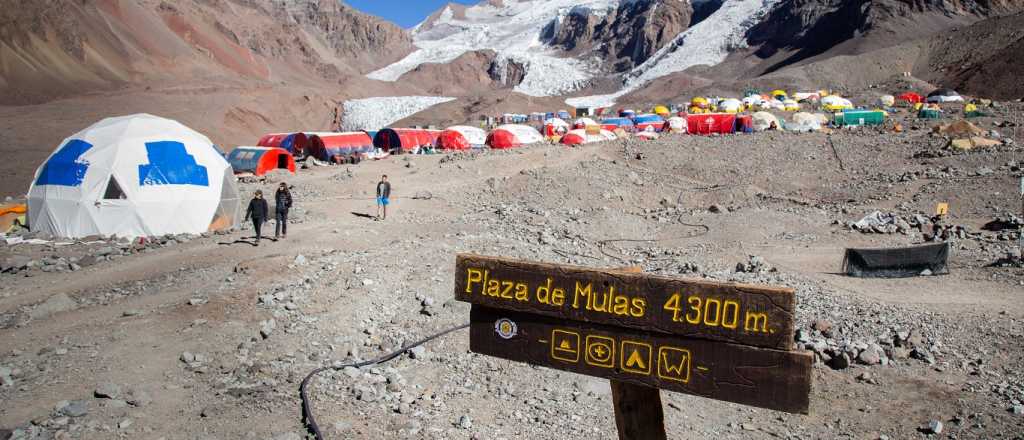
<box><xmin>300</xmin><ymin>323</ymin><xmax>470</xmax><ymax>440</ymax></box>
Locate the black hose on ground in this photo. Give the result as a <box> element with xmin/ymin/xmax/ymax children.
<box><xmin>300</xmin><ymin>323</ymin><xmax>470</xmax><ymax>440</ymax></box>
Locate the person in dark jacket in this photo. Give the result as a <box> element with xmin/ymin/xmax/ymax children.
<box><xmin>244</xmin><ymin>190</ymin><xmax>269</xmax><ymax>245</ymax></box>
<box><xmin>376</xmin><ymin>175</ymin><xmax>391</xmax><ymax>221</ymax></box>
<box><xmin>274</xmin><ymin>182</ymin><xmax>293</xmax><ymax>239</ymax></box>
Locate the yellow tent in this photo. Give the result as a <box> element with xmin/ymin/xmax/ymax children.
<box><xmin>653</xmin><ymin>105</ymin><xmax>670</xmax><ymax>116</ymax></box>
<box><xmin>771</xmin><ymin>90</ymin><xmax>788</xmax><ymax>101</ymax></box>
<box><xmin>689</xmin><ymin>97</ymin><xmax>709</xmax><ymax>114</ymax></box>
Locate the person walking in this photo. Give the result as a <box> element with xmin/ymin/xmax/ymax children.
<box><xmin>274</xmin><ymin>182</ymin><xmax>293</xmax><ymax>240</ymax></box>
<box><xmin>376</xmin><ymin>174</ymin><xmax>391</xmax><ymax>221</ymax></box>
<box><xmin>244</xmin><ymin>190</ymin><xmax>269</xmax><ymax>245</ymax></box>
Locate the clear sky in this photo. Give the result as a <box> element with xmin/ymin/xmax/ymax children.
<box><xmin>347</xmin><ymin>0</ymin><xmax>480</xmax><ymax>28</ymax></box>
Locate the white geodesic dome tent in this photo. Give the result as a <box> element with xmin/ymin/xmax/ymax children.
<box><xmin>28</xmin><ymin>114</ymin><xmax>240</xmax><ymax>238</ymax></box>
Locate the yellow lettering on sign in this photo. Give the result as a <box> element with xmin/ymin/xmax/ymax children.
<box><xmin>514</xmin><ymin>283</ymin><xmax>529</xmax><ymax>301</ymax></box>
<box><xmin>744</xmin><ymin>311</ymin><xmax>769</xmax><ymax>333</ymax></box>
<box><xmin>500</xmin><ymin>281</ymin><xmax>515</xmax><ymax>299</ymax></box>
<box><xmin>551</xmin><ymin>287</ymin><xmax>565</xmax><ymax>306</ymax></box>
<box><xmin>630</xmin><ymin>298</ymin><xmax>646</xmax><ymax>317</ymax></box>
<box><xmin>663</xmin><ymin>293</ymin><xmax>683</xmax><ymax>321</ymax></box>
<box><xmin>612</xmin><ymin>295</ymin><xmax>629</xmax><ymax>315</ymax></box>
<box><xmin>722</xmin><ymin>301</ymin><xmax>739</xmax><ymax>329</ymax></box>
<box><xmin>486</xmin><ymin>279</ymin><xmax>500</xmax><ymax>296</ymax></box>
<box><xmin>573</xmin><ymin>281</ymin><xmax>591</xmax><ymax>309</ymax></box>
<box><xmin>685</xmin><ymin>296</ymin><xmax>702</xmax><ymax>324</ymax></box>
<box><xmin>465</xmin><ymin>268</ymin><xmax>483</xmax><ymax>293</ymax></box>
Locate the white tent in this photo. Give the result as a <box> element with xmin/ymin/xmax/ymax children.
<box><xmin>439</xmin><ymin>125</ymin><xmax>487</xmax><ymax>149</ymax></box>
<box><xmin>751</xmin><ymin>112</ymin><xmax>781</xmax><ymax>131</ymax></box>
<box><xmin>821</xmin><ymin>95</ymin><xmax>853</xmax><ymax>110</ymax></box>
<box><xmin>789</xmin><ymin>112</ymin><xmax>825</xmax><ymax>132</ymax></box>
<box><xmin>573</xmin><ymin>117</ymin><xmax>599</xmax><ymax>129</ymax></box>
<box><xmin>666</xmin><ymin>116</ymin><xmax>686</xmax><ymax>133</ymax></box>
<box><xmin>543</xmin><ymin>118</ymin><xmax>571</xmax><ymax>138</ymax></box>
<box><xmin>793</xmin><ymin>92</ymin><xmax>820</xmax><ymax>102</ymax></box>
<box><xmin>718</xmin><ymin>99</ymin><xmax>743</xmax><ymax>113</ymax></box>
<box><xmin>742</xmin><ymin>95</ymin><xmax>763</xmax><ymax>108</ymax></box>
<box><xmin>28</xmin><ymin>114</ymin><xmax>240</xmax><ymax>238</ymax></box>
<box><xmin>487</xmin><ymin>124</ymin><xmax>544</xmax><ymax>148</ymax></box>
<box><xmin>560</xmin><ymin>128</ymin><xmax>617</xmax><ymax>145</ymax></box>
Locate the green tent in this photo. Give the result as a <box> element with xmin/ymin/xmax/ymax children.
<box><xmin>834</xmin><ymin>110</ymin><xmax>886</xmax><ymax>127</ymax></box>
<box><xmin>918</xmin><ymin>109</ymin><xmax>942</xmax><ymax>119</ymax></box>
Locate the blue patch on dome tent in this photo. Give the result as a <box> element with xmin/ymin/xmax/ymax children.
<box><xmin>138</xmin><ymin>141</ymin><xmax>209</xmax><ymax>186</ymax></box>
<box><xmin>35</xmin><ymin>139</ymin><xmax>94</xmax><ymax>187</ymax></box>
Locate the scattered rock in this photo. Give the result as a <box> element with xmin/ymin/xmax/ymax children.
<box><xmin>857</xmin><ymin>346</ymin><xmax>883</xmax><ymax>365</ymax></box>
<box><xmin>260</xmin><ymin>319</ymin><xmax>276</xmax><ymax>339</ymax></box>
<box><xmin>827</xmin><ymin>353</ymin><xmax>851</xmax><ymax>370</ymax></box>
<box><xmin>920</xmin><ymin>420</ymin><xmax>943</xmax><ymax>434</ymax></box>
<box><xmin>94</xmin><ymin>383</ymin><xmax>122</xmax><ymax>399</ymax></box>
<box><xmin>811</xmin><ymin>319</ymin><xmax>833</xmax><ymax>335</ymax></box>
<box><xmin>409</xmin><ymin>346</ymin><xmax>428</xmax><ymax>360</ymax></box>
<box><xmin>56</xmin><ymin>400</ymin><xmax>88</xmax><ymax>418</ymax></box>
<box><xmin>30</xmin><ymin>293</ymin><xmax>78</xmax><ymax>319</ymax></box>
<box><xmin>457</xmin><ymin>415</ymin><xmax>472</xmax><ymax>429</ymax></box>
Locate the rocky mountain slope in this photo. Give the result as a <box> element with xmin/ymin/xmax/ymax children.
<box><xmin>746</xmin><ymin>0</ymin><xmax>1024</xmax><ymax>76</ymax></box>
<box><xmin>918</xmin><ymin>11</ymin><xmax>1024</xmax><ymax>100</ymax></box>
<box><xmin>0</xmin><ymin>0</ymin><xmax>413</xmax><ymax>104</ymax></box>
<box><xmin>543</xmin><ymin>0</ymin><xmax>694</xmax><ymax>72</ymax></box>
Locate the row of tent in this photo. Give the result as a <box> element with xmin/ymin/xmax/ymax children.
<box><xmin>247</xmin><ymin>105</ymin><xmax>896</xmax><ymax>175</ymax></box>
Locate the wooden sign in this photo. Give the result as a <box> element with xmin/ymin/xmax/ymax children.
<box><xmin>470</xmin><ymin>306</ymin><xmax>812</xmax><ymax>414</ymax></box>
<box><xmin>455</xmin><ymin>254</ymin><xmax>796</xmax><ymax>350</ymax></box>
<box><xmin>454</xmin><ymin>254</ymin><xmax>813</xmax><ymax>439</ymax></box>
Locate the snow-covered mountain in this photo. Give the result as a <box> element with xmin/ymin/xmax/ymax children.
<box><xmin>367</xmin><ymin>0</ymin><xmax>778</xmax><ymax>105</ymax></box>
<box><xmin>367</xmin><ymin>0</ymin><xmax>625</xmax><ymax>96</ymax></box>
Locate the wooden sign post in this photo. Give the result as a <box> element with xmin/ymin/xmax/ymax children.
<box><xmin>609</xmin><ymin>266</ymin><xmax>666</xmax><ymax>440</ymax></box>
<box><xmin>453</xmin><ymin>254</ymin><xmax>813</xmax><ymax>438</ymax></box>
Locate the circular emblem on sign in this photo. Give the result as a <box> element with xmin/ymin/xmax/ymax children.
<box><xmin>494</xmin><ymin>318</ymin><xmax>518</xmax><ymax>339</ymax></box>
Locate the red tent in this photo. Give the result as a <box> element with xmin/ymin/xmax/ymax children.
<box><xmin>227</xmin><ymin>147</ymin><xmax>296</xmax><ymax>176</ymax></box>
<box><xmin>373</xmin><ymin>128</ymin><xmax>441</xmax><ymax>153</ymax></box>
<box><xmin>257</xmin><ymin>133</ymin><xmax>289</xmax><ymax>149</ymax></box>
<box><xmin>897</xmin><ymin>92</ymin><xmax>923</xmax><ymax>105</ymax></box>
<box><xmin>437</xmin><ymin>126</ymin><xmax>487</xmax><ymax>150</ymax></box>
<box><xmin>687</xmin><ymin>113</ymin><xmax>736</xmax><ymax>135</ymax></box>
<box><xmin>560</xmin><ymin>128</ymin><xmax>617</xmax><ymax>146</ymax></box>
<box><xmin>308</xmin><ymin>132</ymin><xmax>373</xmax><ymax>163</ymax></box>
<box><xmin>486</xmin><ymin>125</ymin><xmax>544</xmax><ymax>149</ymax></box>
<box><xmin>257</xmin><ymin>132</ymin><xmax>311</xmax><ymax>157</ymax></box>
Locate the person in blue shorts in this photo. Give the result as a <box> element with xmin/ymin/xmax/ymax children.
<box><xmin>376</xmin><ymin>174</ymin><xmax>391</xmax><ymax>221</ymax></box>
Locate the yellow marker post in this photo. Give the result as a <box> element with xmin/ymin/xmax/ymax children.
<box><xmin>936</xmin><ymin>203</ymin><xmax>949</xmax><ymax>216</ymax></box>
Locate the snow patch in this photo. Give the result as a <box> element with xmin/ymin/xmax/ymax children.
<box><xmin>341</xmin><ymin>96</ymin><xmax>455</xmax><ymax>131</ymax></box>
<box><xmin>367</xmin><ymin>0</ymin><xmax>622</xmax><ymax>96</ymax></box>
<box><xmin>568</xmin><ymin>0</ymin><xmax>779</xmax><ymax>108</ymax></box>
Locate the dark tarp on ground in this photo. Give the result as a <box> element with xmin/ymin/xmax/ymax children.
<box><xmin>842</xmin><ymin>243</ymin><xmax>950</xmax><ymax>278</ymax></box>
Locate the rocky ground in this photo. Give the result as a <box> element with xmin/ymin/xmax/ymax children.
<box><xmin>1</xmin><ymin>103</ymin><xmax>1023</xmax><ymax>440</ymax></box>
